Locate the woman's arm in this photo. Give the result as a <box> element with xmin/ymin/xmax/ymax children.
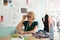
<box><xmin>48</xmin><ymin>17</ymin><xmax>54</xmax><ymax>28</ymax></box>
<box><xmin>42</xmin><ymin>18</ymin><xmax>45</xmax><ymax>22</ymax></box>
<box><xmin>16</xmin><ymin>15</ymin><xmax>26</xmax><ymax>30</ymax></box>
<box><xmin>16</xmin><ymin>20</ymin><xmax>24</xmax><ymax>30</ymax></box>
<box><xmin>24</xmin><ymin>26</ymin><xmax>37</xmax><ymax>34</ymax></box>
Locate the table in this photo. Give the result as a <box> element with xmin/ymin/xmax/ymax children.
<box><xmin>11</xmin><ymin>34</ymin><xmax>49</xmax><ymax>40</ymax></box>
<box><xmin>11</xmin><ymin>37</ymin><xmax>49</xmax><ymax>40</ymax></box>
<box><xmin>0</xmin><ymin>34</ymin><xmax>49</xmax><ymax>40</ymax></box>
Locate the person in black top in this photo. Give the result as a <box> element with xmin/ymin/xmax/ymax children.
<box><xmin>42</xmin><ymin>14</ymin><xmax>49</xmax><ymax>32</ymax></box>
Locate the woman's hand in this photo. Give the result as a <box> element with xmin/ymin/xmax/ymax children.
<box><xmin>20</xmin><ymin>31</ymin><xmax>24</xmax><ymax>34</ymax></box>
<box><xmin>16</xmin><ymin>30</ymin><xmax>24</xmax><ymax>34</ymax></box>
<box><xmin>22</xmin><ymin>15</ymin><xmax>27</xmax><ymax>21</ymax></box>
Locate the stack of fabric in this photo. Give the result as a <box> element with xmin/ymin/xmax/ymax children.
<box><xmin>32</xmin><ymin>30</ymin><xmax>49</xmax><ymax>39</ymax></box>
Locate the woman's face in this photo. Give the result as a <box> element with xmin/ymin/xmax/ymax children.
<box><xmin>27</xmin><ymin>14</ymin><xmax>33</xmax><ymax>22</ymax></box>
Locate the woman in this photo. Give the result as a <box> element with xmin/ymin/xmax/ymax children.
<box><xmin>42</xmin><ymin>14</ymin><xmax>49</xmax><ymax>32</ymax></box>
<box><xmin>42</xmin><ymin>14</ymin><xmax>53</xmax><ymax>33</ymax></box>
<box><xmin>16</xmin><ymin>11</ymin><xmax>38</xmax><ymax>34</ymax></box>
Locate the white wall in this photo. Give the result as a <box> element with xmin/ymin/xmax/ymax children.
<box><xmin>48</xmin><ymin>0</ymin><xmax>60</xmax><ymax>16</ymax></box>
<box><xmin>0</xmin><ymin>0</ymin><xmax>60</xmax><ymax>39</ymax></box>
<box><xmin>1</xmin><ymin>0</ymin><xmax>60</xmax><ymax>30</ymax></box>
<box><xmin>0</xmin><ymin>0</ymin><xmax>47</xmax><ymax>29</ymax></box>
<box><xmin>48</xmin><ymin>0</ymin><xmax>60</xmax><ymax>28</ymax></box>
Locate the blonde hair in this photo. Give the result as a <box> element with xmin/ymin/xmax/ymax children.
<box><xmin>27</xmin><ymin>11</ymin><xmax>35</xmax><ymax>20</ymax></box>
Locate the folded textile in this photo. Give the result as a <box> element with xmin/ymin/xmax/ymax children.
<box><xmin>32</xmin><ymin>30</ymin><xmax>49</xmax><ymax>38</ymax></box>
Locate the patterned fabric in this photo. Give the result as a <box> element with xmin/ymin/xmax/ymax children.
<box><xmin>32</xmin><ymin>30</ymin><xmax>49</xmax><ymax>38</ymax></box>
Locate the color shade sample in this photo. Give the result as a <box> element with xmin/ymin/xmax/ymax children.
<box><xmin>0</xmin><ymin>16</ymin><xmax>3</xmax><ymax>22</ymax></box>
<box><xmin>21</xmin><ymin>8</ymin><xmax>27</xmax><ymax>13</ymax></box>
<box><xmin>4</xmin><ymin>0</ymin><xmax>8</xmax><ymax>6</ymax></box>
<box><xmin>8</xmin><ymin>0</ymin><xmax>12</xmax><ymax>3</ymax></box>
<box><xmin>26</xmin><ymin>0</ymin><xmax>28</xmax><ymax>5</ymax></box>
